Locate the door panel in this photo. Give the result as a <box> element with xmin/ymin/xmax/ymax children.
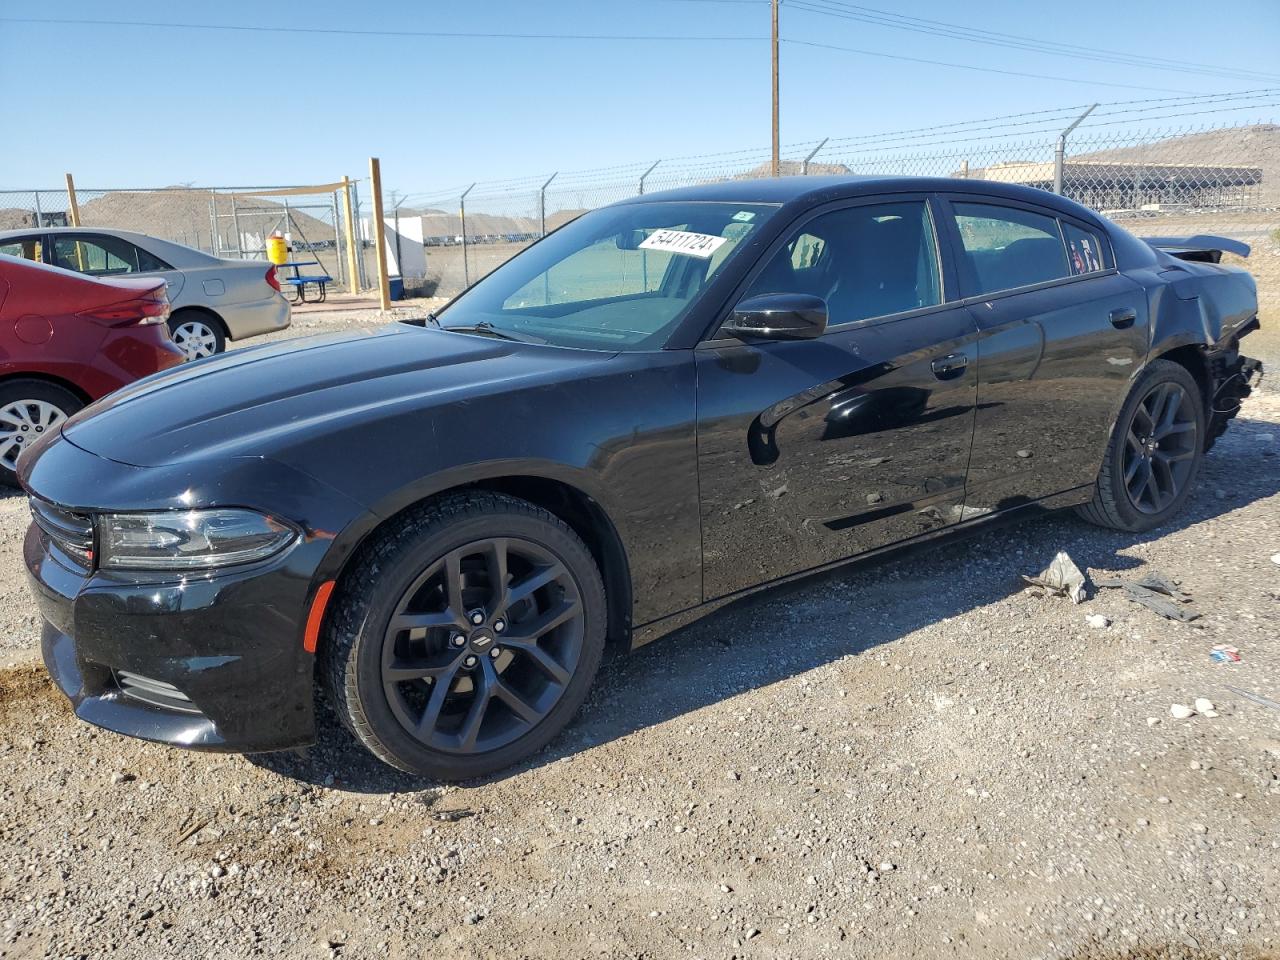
<box><xmin>964</xmin><ymin>272</ymin><xmax>1149</xmax><ymax>513</ymax></box>
<box><xmin>695</xmin><ymin>305</ymin><xmax>979</xmax><ymax>600</ymax></box>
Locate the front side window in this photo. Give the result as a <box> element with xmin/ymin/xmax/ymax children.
<box><xmin>51</xmin><ymin>234</ymin><xmax>166</xmax><ymax>276</ymax></box>
<box><xmin>952</xmin><ymin>203</ymin><xmax>1069</xmax><ymax>295</ymax></box>
<box><xmin>741</xmin><ymin>200</ymin><xmax>941</xmax><ymax>324</ymax></box>
<box><xmin>0</xmin><ymin>236</ymin><xmax>42</xmax><ymax>262</ymax></box>
<box><xmin>438</xmin><ymin>202</ymin><xmax>775</xmax><ymax>350</ymax></box>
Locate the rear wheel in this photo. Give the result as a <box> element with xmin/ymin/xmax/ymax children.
<box><xmin>168</xmin><ymin>310</ymin><xmax>225</xmax><ymax>360</ymax></box>
<box><xmin>1077</xmin><ymin>359</ymin><xmax>1205</xmax><ymax>532</ymax></box>
<box><xmin>0</xmin><ymin>380</ymin><xmax>83</xmax><ymax>488</ymax></box>
<box><xmin>322</xmin><ymin>492</ymin><xmax>607</xmax><ymax>780</ymax></box>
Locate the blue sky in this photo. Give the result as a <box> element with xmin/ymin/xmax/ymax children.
<box><xmin>2</xmin><ymin>0</ymin><xmax>1277</xmax><ymax>197</ymax></box>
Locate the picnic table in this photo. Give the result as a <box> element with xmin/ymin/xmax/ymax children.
<box><xmin>277</xmin><ymin>260</ymin><xmax>333</xmax><ymax>304</ymax></box>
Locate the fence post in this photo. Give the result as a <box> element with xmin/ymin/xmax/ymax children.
<box><xmin>369</xmin><ymin>157</ymin><xmax>392</xmax><ymax>311</ymax></box>
<box><xmin>331</xmin><ymin>192</ymin><xmax>345</xmax><ymax>286</ymax></box>
<box><xmin>208</xmin><ymin>197</ymin><xmax>218</xmax><ymax>255</ymax></box>
<box><xmin>959</xmin><ymin>160</ymin><xmax>969</xmax><ymax>179</ymax></box>
<box><xmin>64</xmin><ymin>174</ymin><xmax>81</xmax><ymax>226</ymax></box>
<box><xmin>638</xmin><ymin>160</ymin><xmax>660</xmax><ymax>196</ymax></box>
<box><xmin>1053</xmin><ymin>103</ymin><xmax>1097</xmax><ymax>195</ymax></box>
<box><xmin>391</xmin><ymin>193</ymin><xmax>405</xmax><ymax>279</ymax></box>
<box><xmin>460</xmin><ymin>183</ymin><xmax>475</xmax><ymax>288</ymax></box>
<box><xmin>341</xmin><ymin>176</ymin><xmax>360</xmax><ymax>294</ymax></box>
<box><xmin>800</xmin><ymin>138</ymin><xmax>828</xmax><ymax>176</ymax></box>
<box><xmin>353</xmin><ymin>180</ymin><xmax>368</xmax><ymax>291</ymax></box>
<box><xmin>230</xmin><ymin>195</ymin><xmax>244</xmax><ymax>258</ymax></box>
<box><xmin>33</xmin><ymin>190</ymin><xmax>43</xmax><ymax>228</ymax></box>
<box><xmin>539</xmin><ymin>172</ymin><xmax>558</xmax><ymax>237</ymax></box>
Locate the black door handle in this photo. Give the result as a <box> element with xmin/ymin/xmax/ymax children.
<box><xmin>930</xmin><ymin>354</ymin><xmax>968</xmax><ymax>379</ymax></box>
<box><xmin>1109</xmin><ymin>307</ymin><xmax>1137</xmax><ymax>329</ymax></box>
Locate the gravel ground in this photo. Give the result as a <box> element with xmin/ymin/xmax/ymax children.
<box><xmin>1</xmin><ymin>307</ymin><xmax>1278</xmax><ymax>960</ymax></box>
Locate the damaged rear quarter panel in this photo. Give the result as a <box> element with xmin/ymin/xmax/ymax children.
<box><xmin>1148</xmin><ymin>260</ymin><xmax>1258</xmax><ymax>357</ymax></box>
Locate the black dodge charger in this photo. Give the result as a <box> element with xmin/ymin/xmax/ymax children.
<box><xmin>22</xmin><ymin>176</ymin><xmax>1262</xmax><ymax>779</ymax></box>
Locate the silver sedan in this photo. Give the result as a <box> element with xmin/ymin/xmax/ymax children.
<box><xmin>0</xmin><ymin>227</ymin><xmax>291</xmax><ymax>359</ymax></box>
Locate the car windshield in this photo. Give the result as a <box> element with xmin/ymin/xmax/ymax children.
<box><xmin>435</xmin><ymin>201</ymin><xmax>777</xmax><ymax>350</ymax></box>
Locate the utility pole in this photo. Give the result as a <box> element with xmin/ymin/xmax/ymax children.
<box><xmin>771</xmin><ymin>0</ymin><xmax>780</xmax><ymax>177</ymax></box>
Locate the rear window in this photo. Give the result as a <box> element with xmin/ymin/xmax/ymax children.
<box><xmin>953</xmin><ymin>203</ymin><xmax>1069</xmax><ymax>295</ymax></box>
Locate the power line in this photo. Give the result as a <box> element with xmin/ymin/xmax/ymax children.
<box><xmin>811</xmin><ymin>0</ymin><xmax>1280</xmax><ymax>81</ymax></box>
<box><xmin>788</xmin><ymin>0</ymin><xmax>1280</xmax><ymax>85</ymax></box>
<box><xmin>402</xmin><ymin>91</ymin><xmax>1277</xmax><ymax>196</ymax></box>
<box><xmin>0</xmin><ymin>16</ymin><xmax>766</xmax><ymax>42</ymax></box>
<box><xmin>820</xmin><ymin>90</ymin><xmax>1280</xmax><ymax>149</ymax></box>
<box><xmin>784</xmin><ymin>38</ymin><xmax>1195</xmax><ymax>94</ymax></box>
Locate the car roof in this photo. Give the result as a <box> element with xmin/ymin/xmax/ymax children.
<box><xmin>0</xmin><ymin>226</ymin><xmax>159</xmax><ymax>244</ymax></box>
<box><xmin>624</xmin><ymin>175</ymin><xmax>1101</xmax><ymax>222</ymax></box>
<box><xmin>0</xmin><ymin>225</ymin><xmax>222</xmax><ymax>266</ymax></box>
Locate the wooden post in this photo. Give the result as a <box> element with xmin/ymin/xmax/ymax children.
<box><xmin>368</xmin><ymin>158</ymin><xmax>392</xmax><ymax>310</ymax></box>
<box><xmin>64</xmin><ymin>173</ymin><xmax>81</xmax><ymax>226</ymax></box>
<box><xmin>341</xmin><ymin>176</ymin><xmax>360</xmax><ymax>295</ymax></box>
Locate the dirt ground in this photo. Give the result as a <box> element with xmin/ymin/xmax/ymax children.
<box><xmin>1</xmin><ymin>307</ymin><xmax>1278</xmax><ymax>960</ymax></box>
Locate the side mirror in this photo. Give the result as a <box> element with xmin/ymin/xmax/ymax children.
<box><xmin>722</xmin><ymin>293</ymin><xmax>828</xmax><ymax>341</ymax></box>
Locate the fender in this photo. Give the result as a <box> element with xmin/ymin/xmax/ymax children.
<box><xmin>311</xmin><ymin>456</ymin><xmax>621</xmax><ymax>582</ymax></box>
<box><xmin>299</xmin><ymin>358</ymin><xmax>703</xmax><ymax>632</ymax></box>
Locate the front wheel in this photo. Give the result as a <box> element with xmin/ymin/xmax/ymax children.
<box><xmin>322</xmin><ymin>492</ymin><xmax>607</xmax><ymax>780</ymax></box>
<box><xmin>1077</xmin><ymin>359</ymin><xmax>1205</xmax><ymax>532</ymax></box>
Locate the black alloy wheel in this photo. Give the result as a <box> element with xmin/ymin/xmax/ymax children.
<box><xmin>1122</xmin><ymin>380</ymin><xmax>1199</xmax><ymax>515</ymax></box>
<box><xmin>1077</xmin><ymin>359</ymin><xmax>1205</xmax><ymax>533</ymax></box>
<box><xmin>380</xmin><ymin>536</ymin><xmax>584</xmax><ymax>755</ymax></box>
<box><xmin>323</xmin><ymin>492</ymin><xmax>607</xmax><ymax>780</ymax></box>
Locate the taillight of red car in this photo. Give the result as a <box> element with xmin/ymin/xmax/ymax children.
<box><xmin>77</xmin><ymin>287</ymin><xmax>171</xmax><ymax>327</ymax></box>
<box><xmin>266</xmin><ymin>265</ymin><xmax>281</xmax><ymax>292</ymax></box>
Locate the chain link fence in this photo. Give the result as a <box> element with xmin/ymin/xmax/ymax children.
<box><xmin>396</xmin><ymin>109</ymin><xmax>1278</xmax><ymax>337</ymax></box>
<box><xmin>3</xmin><ymin>97</ymin><xmax>1276</xmax><ymax>323</ymax></box>
<box><xmin>0</xmin><ymin>183</ymin><xmax>367</xmax><ymax>292</ymax></box>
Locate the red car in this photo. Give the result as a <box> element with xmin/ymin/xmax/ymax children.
<box><xmin>0</xmin><ymin>254</ymin><xmax>185</xmax><ymax>485</ymax></box>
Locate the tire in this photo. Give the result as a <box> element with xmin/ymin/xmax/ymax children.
<box><xmin>321</xmin><ymin>492</ymin><xmax>608</xmax><ymax>780</ymax></box>
<box><xmin>1077</xmin><ymin>359</ymin><xmax>1205</xmax><ymax>532</ymax></box>
<box><xmin>0</xmin><ymin>380</ymin><xmax>84</xmax><ymax>488</ymax></box>
<box><xmin>168</xmin><ymin>310</ymin><xmax>226</xmax><ymax>360</ymax></box>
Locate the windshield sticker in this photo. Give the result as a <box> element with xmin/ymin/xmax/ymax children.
<box><xmin>732</xmin><ymin>211</ymin><xmax>756</xmax><ymax>222</ymax></box>
<box><xmin>639</xmin><ymin>229</ymin><xmax>728</xmax><ymax>259</ymax></box>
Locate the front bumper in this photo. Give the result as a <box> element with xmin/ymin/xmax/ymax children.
<box><xmin>221</xmin><ymin>291</ymin><xmax>292</xmax><ymax>341</ymax></box>
<box><xmin>28</xmin><ymin>521</ymin><xmax>317</xmax><ymax>753</ymax></box>
<box><xmin>20</xmin><ymin>433</ymin><xmax>369</xmax><ymax>754</ymax></box>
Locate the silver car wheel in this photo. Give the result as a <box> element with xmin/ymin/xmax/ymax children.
<box><xmin>172</xmin><ymin>319</ymin><xmax>220</xmax><ymax>360</ymax></box>
<box><xmin>0</xmin><ymin>400</ymin><xmax>66</xmax><ymax>467</ymax></box>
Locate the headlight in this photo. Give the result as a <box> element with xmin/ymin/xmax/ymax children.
<box><xmin>97</xmin><ymin>509</ymin><xmax>297</xmax><ymax>570</ymax></box>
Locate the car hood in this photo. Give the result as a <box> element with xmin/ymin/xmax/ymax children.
<box><xmin>63</xmin><ymin>323</ymin><xmax>617</xmax><ymax>468</ymax></box>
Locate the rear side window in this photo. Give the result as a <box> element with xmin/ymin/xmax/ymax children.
<box><xmin>51</xmin><ymin>234</ymin><xmax>168</xmax><ymax>276</ymax></box>
<box><xmin>0</xmin><ymin>236</ymin><xmax>42</xmax><ymax>262</ymax></box>
<box><xmin>953</xmin><ymin>203</ymin><xmax>1069</xmax><ymax>295</ymax></box>
<box><xmin>1063</xmin><ymin>221</ymin><xmax>1107</xmax><ymax>275</ymax></box>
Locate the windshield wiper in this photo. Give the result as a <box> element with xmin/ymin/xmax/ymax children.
<box><xmin>444</xmin><ymin>320</ymin><xmax>545</xmax><ymax>344</ymax></box>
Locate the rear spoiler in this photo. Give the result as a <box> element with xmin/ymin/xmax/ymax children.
<box><xmin>1142</xmin><ymin>235</ymin><xmax>1251</xmax><ymax>263</ymax></box>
